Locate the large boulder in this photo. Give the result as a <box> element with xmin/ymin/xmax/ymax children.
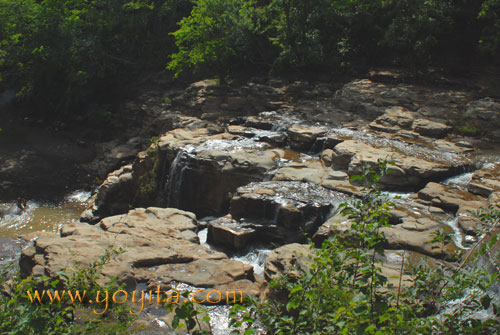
<box><xmin>21</xmin><ymin>208</ymin><xmax>261</xmax><ymax>290</ymax></box>
<box><xmin>313</xmin><ymin>204</ymin><xmax>457</xmax><ymax>259</ymax></box>
<box><xmin>264</xmin><ymin>243</ymin><xmax>313</xmax><ymax>281</ymax></box>
<box><xmin>412</xmin><ymin>119</ymin><xmax>452</xmax><ymax>138</ymax></box>
<box><xmin>264</xmin><ymin>243</ymin><xmax>415</xmax><ymax>289</ymax></box>
<box><xmin>330</xmin><ymin>140</ymin><xmax>472</xmax><ymax>190</ymax></box>
<box><xmin>417</xmin><ymin>182</ymin><xmax>488</xmax><ymax>214</ymax></box>
<box><xmin>207</xmin><ymin>216</ymin><xmax>258</xmax><ymax>251</ymax></box>
<box><xmin>287</xmin><ymin>125</ymin><xmax>327</xmax><ymax>151</ymax></box>
<box><xmin>229</xmin><ymin>181</ymin><xmax>345</xmax><ymax>243</ymax></box>
<box><xmin>468</xmin><ymin>163</ymin><xmax>500</xmax><ymax>197</ymax></box>
<box><xmin>369</xmin><ymin>106</ymin><xmax>415</xmax><ymax>133</ymax></box>
<box><xmin>84</xmin><ymin>126</ymin><xmax>300</xmax><ymax>221</ymax></box>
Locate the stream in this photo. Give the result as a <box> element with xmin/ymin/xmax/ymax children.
<box><xmin>0</xmin><ymin>190</ymin><xmax>91</xmax><ymax>238</ymax></box>
<box><xmin>1</xmin><ymin>115</ymin><xmax>500</xmax><ymax>334</ymax></box>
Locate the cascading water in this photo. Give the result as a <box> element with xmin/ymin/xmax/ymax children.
<box><xmin>164</xmin><ymin>150</ymin><xmax>190</xmax><ymax>208</ymax></box>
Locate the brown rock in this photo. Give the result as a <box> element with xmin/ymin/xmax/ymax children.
<box><xmin>412</xmin><ymin>119</ymin><xmax>452</xmax><ymax>138</ymax></box>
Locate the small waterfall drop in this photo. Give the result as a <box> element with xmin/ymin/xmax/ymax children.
<box><xmin>164</xmin><ymin>150</ymin><xmax>189</xmax><ymax>208</ymax></box>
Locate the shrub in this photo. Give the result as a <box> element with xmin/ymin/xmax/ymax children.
<box><xmin>230</xmin><ymin>160</ymin><xmax>500</xmax><ymax>334</ymax></box>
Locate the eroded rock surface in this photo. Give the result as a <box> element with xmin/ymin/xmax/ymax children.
<box><xmin>21</xmin><ymin>208</ymin><xmax>261</xmax><ymax>291</ymax></box>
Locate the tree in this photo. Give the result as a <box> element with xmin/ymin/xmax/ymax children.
<box><xmin>167</xmin><ymin>0</ymin><xmax>259</xmax><ymax>81</ymax></box>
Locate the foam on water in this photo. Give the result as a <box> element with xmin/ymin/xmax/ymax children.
<box><xmin>443</xmin><ymin>172</ymin><xmax>474</xmax><ymax>189</ymax></box>
<box><xmin>65</xmin><ymin>190</ymin><xmax>92</xmax><ymax>203</ymax></box>
<box><xmin>232</xmin><ymin>248</ymin><xmax>271</xmax><ymax>277</ymax></box>
<box><xmin>0</xmin><ymin>190</ymin><xmax>89</xmax><ymax>238</ymax></box>
<box><xmin>444</xmin><ymin>217</ymin><xmax>469</xmax><ymax>250</ymax></box>
<box><xmin>185</xmin><ymin>137</ymin><xmax>269</xmax><ymax>154</ymax></box>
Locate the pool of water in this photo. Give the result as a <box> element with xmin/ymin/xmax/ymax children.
<box><xmin>0</xmin><ymin>190</ymin><xmax>91</xmax><ymax>238</ymax></box>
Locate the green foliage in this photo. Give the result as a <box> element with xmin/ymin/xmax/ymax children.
<box><xmin>165</xmin><ymin>291</ymin><xmax>212</xmax><ymax>335</ymax></box>
<box><xmin>168</xmin><ymin>0</ymin><xmax>500</xmax><ymax>78</ymax></box>
<box><xmin>136</xmin><ymin>136</ymin><xmax>161</xmax><ymax>201</ymax></box>
<box><xmin>229</xmin><ymin>161</ymin><xmax>500</xmax><ymax>334</ymax></box>
<box><xmin>457</xmin><ymin>124</ymin><xmax>481</xmax><ymax>136</ymax></box>
<box><xmin>0</xmin><ymin>0</ymin><xmax>192</xmax><ymax>121</ymax></box>
<box><xmin>167</xmin><ymin>0</ymin><xmax>260</xmax><ymax>81</ymax></box>
<box><xmin>0</xmin><ymin>246</ymin><xmax>134</xmax><ymax>335</ymax></box>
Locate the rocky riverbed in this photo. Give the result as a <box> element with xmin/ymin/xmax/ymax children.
<box><xmin>3</xmin><ymin>73</ymin><xmax>500</xmax><ymax>333</ymax></box>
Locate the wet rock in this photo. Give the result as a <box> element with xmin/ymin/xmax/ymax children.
<box><xmin>20</xmin><ymin>208</ymin><xmax>262</xmax><ymax>290</ymax></box>
<box><xmin>229</xmin><ymin>181</ymin><xmax>344</xmax><ymax>243</ymax></box>
<box><xmin>287</xmin><ymin>125</ymin><xmax>327</xmax><ymax>151</ymax></box>
<box><xmin>456</xmin><ymin>210</ymin><xmax>482</xmax><ymax>235</ymax></box>
<box><xmin>85</xmin><ymin>126</ymin><xmax>291</xmax><ymax>220</ymax></box>
<box><xmin>207</xmin><ymin>217</ymin><xmax>257</xmax><ymax>250</ymax></box>
<box><xmin>0</xmin><ymin>238</ymin><xmax>24</xmax><ymax>272</ymax></box>
<box><xmin>244</xmin><ymin>116</ymin><xmax>275</xmax><ymax>130</ymax></box>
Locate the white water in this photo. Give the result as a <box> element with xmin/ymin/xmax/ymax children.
<box><xmin>0</xmin><ymin>190</ymin><xmax>91</xmax><ymax>238</ymax></box>
<box><xmin>165</xmin><ymin>150</ymin><xmax>188</xmax><ymax>208</ymax></box>
<box><xmin>65</xmin><ymin>190</ymin><xmax>92</xmax><ymax>203</ymax></box>
<box><xmin>443</xmin><ymin>172</ymin><xmax>474</xmax><ymax>189</ymax></box>
<box><xmin>444</xmin><ymin>217</ymin><xmax>469</xmax><ymax>250</ymax></box>
<box><xmin>232</xmin><ymin>248</ymin><xmax>271</xmax><ymax>277</ymax></box>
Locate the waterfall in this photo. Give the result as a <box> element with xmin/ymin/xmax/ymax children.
<box><xmin>164</xmin><ymin>150</ymin><xmax>189</xmax><ymax>209</ymax></box>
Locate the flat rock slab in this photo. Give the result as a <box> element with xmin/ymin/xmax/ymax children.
<box><xmin>418</xmin><ymin>182</ymin><xmax>488</xmax><ymax>214</ymax></box>
<box><xmin>21</xmin><ymin>208</ymin><xmax>259</xmax><ymax>290</ymax></box>
<box><xmin>330</xmin><ymin>139</ymin><xmax>472</xmax><ymax>190</ymax></box>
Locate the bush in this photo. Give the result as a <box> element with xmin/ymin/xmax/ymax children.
<box><xmin>229</xmin><ymin>160</ymin><xmax>500</xmax><ymax>334</ymax></box>
<box><xmin>0</xmin><ymin>246</ymin><xmax>134</xmax><ymax>335</ymax></box>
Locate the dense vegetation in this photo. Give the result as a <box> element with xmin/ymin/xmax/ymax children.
<box><xmin>1</xmin><ymin>0</ymin><xmax>500</xmax><ymax>122</ymax></box>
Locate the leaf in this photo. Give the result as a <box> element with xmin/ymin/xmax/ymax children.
<box><xmin>289</xmin><ymin>285</ymin><xmax>303</xmax><ymax>295</ymax></box>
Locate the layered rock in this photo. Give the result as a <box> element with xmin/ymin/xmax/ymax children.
<box><xmin>21</xmin><ymin>208</ymin><xmax>260</xmax><ymax>291</ymax></box>
<box><xmin>264</xmin><ymin>243</ymin><xmax>414</xmax><ymax>288</ymax></box>
<box><xmin>328</xmin><ymin>140</ymin><xmax>472</xmax><ymax>190</ymax></box>
<box><xmin>369</xmin><ymin>107</ymin><xmax>415</xmax><ymax>133</ymax></box>
<box><xmin>83</xmin><ymin>126</ymin><xmax>299</xmax><ymax>221</ymax></box>
<box><xmin>228</xmin><ymin>181</ymin><xmax>344</xmax><ymax>244</ymax></box>
<box><xmin>333</xmin><ymin>79</ymin><xmax>469</xmax><ymax>120</ymax></box>
<box><xmin>272</xmin><ymin>159</ymin><xmax>363</xmax><ymax>196</ymax></box>
<box><xmin>468</xmin><ymin>163</ymin><xmax>500</xmax><ymax>197</ymax></box>
<box><xmin>287</xmin><ymin>125</ymin><xmax>327</xmax><ymax>151</ymax></box>
<box><xmin>207</xmin><ymin>216</ymin><xmax>257</xmax><ymax>250</ymax></box>
<box><xmin>417</xmin><ymin>182</ymin><xmax>488</xmax><ymax>214</ymax></box>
